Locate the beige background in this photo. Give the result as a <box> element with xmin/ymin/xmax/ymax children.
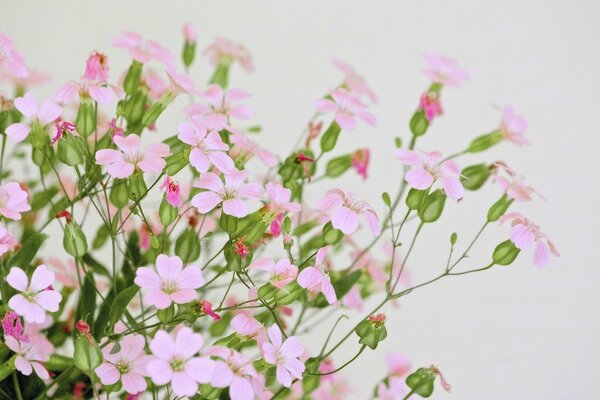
<box><xmin>2</xmin><ymin>1</ymin><xmax>600</xmax><ymax>398</ymax></box>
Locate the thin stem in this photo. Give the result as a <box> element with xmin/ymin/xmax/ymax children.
<box><xmin>12</xmin><ymin>372</ymin><xmax>23</xmax><ymax>400</ymax></box>
<box><xmin>308</xmin><ymin>345</ymin><xmax>367</xmax><ymax>376</ymax></box>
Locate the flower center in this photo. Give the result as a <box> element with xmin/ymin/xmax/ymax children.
<box><xmin>161</xmin><ymin>280</ymin><xmax>179</xmax><ymax>294</ymax></box>
<box><xmin>116</xmin><ymin>361</ymin><xmax>130</xmax><ymax>375</ymax></box>
<box><xmin>171</xmin><ymin>358</ymin><xmax>185</xmax><ymax>372</ymax></box>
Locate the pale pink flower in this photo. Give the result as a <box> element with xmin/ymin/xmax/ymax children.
<box><xmin>22</xmin><ymin>318</ymin><xmax>54</xmax><ymax>360</ymax></box>
<box><xmin>250</xmin><ymin>258</ymin><xmax>298</xmax><ymax>288</ymax></box>
<box><xmin>5</xmin><ymin>335</ymin><xmax>49</xmax><ymax>379</ymax></box>
<box><xmin>134</xmin><ymin>254</ymin><xmax>205</xmax><ymax>309</ymax></box>
<box><xmin>143</xmin><ymin>70</ymin><xmax>168</xmax><ymax>101</ymax></box>
<box><xmin>261</xmin><ymin>325</ymin><xmax>305</xmax><ymax>387</ymax></box>
<box><xmin>265</xmin><ymin>183</ymin><xmax>301</xmax><ymax>216</ymax></box>
<box><xmin>46</xmin><ymin>257</ymin><xmax>81</xmax><ymax>288</ymax></box>
<box><xmin>139</xmin><ymin>220</ymin><xmax>161</xmax><ymax>251</ymax></box>
<box><xmin>0</xmin><ymin>223</ymin><xmax>17</xmax><ymax>256</ymax></box>
<box><xmin>95</xmin><ymin>134</ymin><xmax>170</xmax><ymax>178</ymax></box>
<box><xmin>387</xmin><ymin>352</ymin><xmax>411</xmax><ymax>377</ymax></box>
<box><xmin>5</xmin><ymin>92</ymin><xmax>62</xmax><ymax>142</ymax></box>
<box><xmin>7</xmin><ymin>265</ymin><xmax>61</xmax><ymax>323</ymax></box>
<box><xmin>191</xmin><ymin>170</ymin><xmax>264</xmax><ymax>218</ymax></box>
<box><xmin>2</xmin><ymin>311</ymin><xmax>26</xmax><ymax>340</ymax></box>
<box><xmin>342</xmin><ymin>286</ymin><xmax>364</xmax><ymax>311</ymax></box>
<box><xmin>352</xmin><ymin>148</ymin><xmax>370</xmax><ymax>180</ymax></box>
<box><xmin>0</xmin><ymin>69</ymin><xmax>49</xmax><ymax>90</ymax></box>
<box><xmin>165</xmin><ymin>66</ymin><xmax>199</xmax><ymax>96</ymax></box>
<box><xmin>332</xmin><ymin>59</ymin><xmax>377</xmax><ymax>103</ymax></box>
<box><xmin>419</xmin><ymin>92</ymin><xmax>443</xmax><ymax>122</ymax></box>
<box><xmin>0</xmin><ymin>32</ymin><xmax>29</xmax><ymax>78</ymax></box>
<box><xmin>315</xmin><ymin>88</ymin><xmax>376</xmax><ymax>131</ymax></box>
<box><xmin>112</xmin><ymin>31</ymin><xmax>174</xmax><ymax>65</ymax></box>
<box><xmin>177</xmin><ymin>118</ymin><xmax>235</xmax><ymax>173</ymax></box>
<box><xmin>318</xmin><ymin>188</ymin><xmax>380</xmax><ymax>235</ymax></box>
<box><xmin>500</xmin><ymin>212</ymin><xmax>559</xmax><ymax>267</ymax></box>
<box><xmin>499</xmin><ymin>105</ymin><xmax>529</xmax><ymax>146</ymax></box>
<box><xmin>186</xmin><ymin>85</ymin><xmax>253</xmax><ymax>131</ymax></box>
<box><xmin>297</xmin><ymin>247</ymin><xmax>337</xmax><ymax>305</ymax></box>
<box><xmin>231</xmin><ymin>314</ymin><xmax>263</xmax><ymax>338</ymax></box>
<box><xmin>206</xmin><ymin>346</ymin><xmax>260</xmax><ymax>400</ymax></box>
<box><xmin>95</xmin><ymin>335</ymin><xmax>151</xmax><ymax>395</ymax></box>
<box><xmin>147</xmin><ymin>328</ymin><xmax>214</xmax><ymax>397</ymax></box>
<box><xmin>160</xmin><ymin>176</ymin><xmax>182</xmax><ymax>207</ymax></box>
<box><xmin>396</xmin><ymin>149</ymin><xmax>464</xmax><ymax>200</ymax></box>
<box><xmin>183</xmin><ymin>22</ymin><xmax>197</xmax><ymax>44</ymax></box>
<box><xmin>423</xmin><ymin>52</ymin><xmax>469</xmax><ymax>87</ymax></box>
<box><xmin>229</xmin><ymin>130</ymin><xmax>277</xmax><ymax>168</ymax></box>
<box><xmin>203</xmin><ymin>37</ymin><xmax>254</xmax><ymax>72</ymax></box>
<box><xmin>313</xmin><ymin>374</ymin><xmax>353</xmax><ymax>400</ymax></box>
<box><xmin>377</xmin><ymin>377</ymin><xmax>407</xmax><ymax>400</ymax></box>
<box><xmin>492</xmin><ymin>162</ymin><xmax>542</xmax><ymax>202</ymax></box>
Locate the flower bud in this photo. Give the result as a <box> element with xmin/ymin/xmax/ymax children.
<box><xmin>123</xmin><ymin>60</ymin><xmax>143</xmax><ymax>95</ymax></box>
<box><xmin>123</xmin><ymin>89</ymin><xmax>147</xmax><ymax>125</ymax></box>
<box><xmin>182</xmin><ymin>23</ymin><xmax>197</xmax><ymax>68</ymax></box>
<box><xmin>127</xmin><ymin>172</ymin><xmax>148</xmax><ymax>202</ymax></box>
<box><xmin>409</xmin><ymin>109</ymin><xmax>429</xmax><ymax>136</ymax></box>
<box><xmin>418</xmin><ymin>190</ymin><xmax>446</xmax><ymax>223</ymax></box>
<box><xmin>57</xmin><ymin>131</ymin><xmax>86</xmax><ymax>166</ymax></box>
<box><xmin>487</xmin><ymin>194</ymin><xmax>513</xmax><ymax>222</ymax></box>
<box><xmin>73</xmin><ymin>321</ymin><xmax>103</xmax><ymax>375</ymax></box>
<box><xmin>493</xmin><ymin>240</ymin><xmax>520</xmax><ymax>265</ymax></box>
<box><xmin>468</xmin><ymin>130</ymin><xmax>503</xmax><ymax>153</ymax></box>
<box><xmin>199</xmin><ymin>300</ymin><xmax>221</xmax><ymax>321</ymax></box>
<box><xmin>461</xmin><ymin>163</ymin><xmax>492</xmax><ymax>191</ymax></box>
<box><xmin>405</xmin><ymin>188</ymin><xmax>429</xmax><ymax>210</ymax></box>
<box><xmin>325</xmin><ymin>154</ymin><xmax>352</xmax><ymax>178</ymax></box>
<box><xmin>351</xmin><ymin>148</ymin><xmax>370</xmax><ymax>179</ymax></box>
<box><xmin>322</xmin><ymin>221</ymin><xmax>344</xmax><ymax>245</ymax></box>
<box><xmin>174</xmin><ymin>228</ymin><xmax>201</xmax><ymax>263</ymax></box>
<box><xmin>405</xmin><ymin>367</ymin><xmax>436</xmax><ymax>397</ymax></box>
<box><xmin>209</xmin><ymin>62</ymin><xmax>230</xmax><ymax>88</ymax></box>
<box><xmin>109</xmin><ymin>179</ymin><xmax>129</xmax><ymax>208</ymax></box>
<box><xmin>64</xmin><ymin>221</ymin><xmax>88</xmax><ymax>257</ymax></box>
<box><xmin>159</xmin><ymin>197</ymin><xmax>178</xmax><ymax>226</ymax></box>
<box><xmin>75</xmin><ymin>97</ymin><xmax>96</xmax><ymax>137</ymax></box>
<box><xmin>355</xmin><ymin>313</ymin><xmax>388</xmax><ymax>349</ymax></box>
<box><xmin>320</xmin><ymin>121</ymin><xmax>342</xmax><ymax>152</ymax></box>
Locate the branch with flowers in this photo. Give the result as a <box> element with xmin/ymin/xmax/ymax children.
<box><xmin>0</xmin><ymin>24</ymin><xmax>558</xmax><ymax>400</ymax></box>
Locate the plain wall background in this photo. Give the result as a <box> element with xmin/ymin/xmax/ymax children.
<box><xmin>2</xmin><ymin>1</ymin><xmax>599</xmax><ymax>398</ymax></box>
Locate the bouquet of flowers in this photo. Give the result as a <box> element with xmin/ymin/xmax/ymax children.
<box><xmin>0</xmin><ymin>24</ymin><xmax>558</xmax><ymax>400</ymax></box>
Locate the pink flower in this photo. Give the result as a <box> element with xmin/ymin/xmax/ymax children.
<box><xmin>165</xmin><ymin>67</ymin><xmax>199</xmax><ymax>96</ymax></box>
<box><xmin>160</xmin><ymin>176</ymin><xmax>182</xmax><ymax>207</ymax></box>
<box><xmin>112</xmin><ymin>31</ymin><xmax>174</xmax><ymax>65</ymax></box>
<box><xmin>313</xmin><ymin>374</ymin><xmax>353</xmax><ymax>400</ymax></box>
<box><xmin>492</xmin><ymin>162</ymin><xmax>542</xmax><ymax>202</ymax></box>
<box><xmin>297</xmin><ymin>247</ymin><xmax>337</xmax><ymax>305</ymax></box>
<box><xmin>419</xmin><ymin>93</ymin><xmax>443</xmax><ymax>122</ymax></box>
<box><xmin>342</xmin><ymin>286</ymin><xmax>363</xmax><ymax>311</ymax></box>
<box><xmin>0</xmin><ymin>223</ymin><xmax>17</xmax><ymax>256</ymax></box>
<box><xmin>203</xmin><ymin>37</ymin><xmax>254</xmax><ymax>72</ymax></box>
<box><xmin>147</xmin><ymin>328</ymin><xmax>215</xmax><ymax>397</ymax></box>
<box><xmin>206</xmin><ymin>346</ymin><xmax>260</xmax><ymax>400</ymax></box>
<box><xmin>5</xmin><ymin>92</ymin><xmax>62</xmax><ymax>142</ymax></box>
<box><xmin>46</xmin><ymin>257</ymin><xmax>82</xmax><ymax>289</ymax></box>
<box><xmin>183</xmin><ymin>22</ymin><xmax>197</xmax><ymax>44</ymax></box>
<box><xmin>95</xmin><ymin>334</ymin><xmax>152</xmax><ymax>395</ymax></box>
<box><xmin>352</xmin><ymin>148</ymin><xmax>370</xmax><ymax>180</ymax></box>
<box><xmin>377</xmin><ymin>377</ymin><xmax>407</xmax><ymax>400</ymax></box>
<box><xmin>177</xmin><ymin>119</ymin><xmax>235</xmax><ymax>173</ymax></box>
<box><xmin>0</xmin><ymin>182</ymin><xmax>30</xmax><ymax>220</ymax></box>
<box><xmin>2</xmin><ymin>311</ymin><xmax>26</xmax><ymax>340</ymax></box>
<box><xmin>83</xmin><ymin>51</ymin><xmax>109</xmax><ymax>81</ymax></box>
<box><xmin>191</xmin><ymin>170</ymin><xmax>264</xmax><ymax>218</ymax></box>
<box><xmin>250</xmin><ymin>258</ymin><xmax>298</xmax><ymax>288</ymax></box>
<box><xmin>261</xmin><ymin>325</ymin><xmax>305</xmax><ymax>387</ymax></box>
<box><xmin>332</xmin><ymin>59</ymin><xmax>377</xmax><ymax>103</ymax></box>
<box><xmin>423</xmin><ymin>52</ymin><xmax>469</xmax><ymax>87</ymax></box>
<box><xmin>0</xmin><ymin>32</ymin><xmax>29</xmax><ymax>78</ymax></box>
<box><xmin>231</xmin><ymin>314</ymin><xmax>263</xmax><ymax>338</ymax></box>
<box><xmin>396</xmin><ymin>149</ymin><xmax>464</xmax><ymax>200</ymax></box>
<box><xmin>7</xmin><ymin>265</ymin><xmax>61</xmax><ymax>324</ymax></box>
<box><xmin>5</xmin><ymin>335</ymin><xmax>49</xmax><ymax>379</ymax></box>
<box><xmin>265</xmin><ymin>183</ymin><xmax>301</xmax><ymax>216</ymax></box>
<box><xmin>500</xmin><ymin>212</ymin><xmax>559</xmax><ymax>267</ymax></box>
<box><xmin>187</xmin><ymin>85</ymin><xmax>253</xmax><ymax>131</ymax></box>
<box><xmin>499</xmin><ymin>106</ymin><xmax>529</xmax><ymax>146</ymax></box>
<box><xmin>199</xmin><ymin>300</ymin><xmax>221</xmax><ymax>321</ymax></box>
<box><xmin>318</xmin><ymin>188</ymin><xmax>380</xmax><ymax>236</ymax></box>
<box><xmin>229</xmin><ymin>130</ymin><xmax>278</xmax><ymax>168</ymax></box>
<box><xmin>143</xmin><ymin>70</ymin><xmax>168</xmax><ymax>100</ymax></box>
<box><xmin>135</xmin><ymin>254</ymin><xmax>205</xmax><ymax>309</ymax></box>
<box><xmin>95</xmin><ymin>134</ymin><xmax>170</xmax><ymax>178</ymax></box>
<box><xmin>387</xmin><ymin>352</ymin><xmax>411</xmax><ymax>377</ymax></box>
<box><xmin>315</xmin><ymin>88</ymin><xmax>376</xmax><ymax>131</ymax></box>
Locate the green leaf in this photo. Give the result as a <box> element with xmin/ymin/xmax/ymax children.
<box><xmin>109</xmin><ymin>286</ymin><xmax>140</xmax><ymax>329</ymax></box>
<box><xmin>30</xmin><ymin>187</ymin><xmax>58</xmax><ymax>211</ymax></box>
<box><xmin>175</xmin><ymin>228</ymin><xmax>201</xmax><ymax>263</ymax></box>
<box><xmin>8</xmin><ymin>233</ymin><xmax>48</xmax><ymax>269</ymax></box>
<box><xmin>75</xmin><ymin>272</ymin><xmax>96</xmax><ymax>328</ymax></box>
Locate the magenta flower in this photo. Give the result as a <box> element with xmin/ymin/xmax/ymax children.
<box><xmin>147</xmin><ymin>328</ymin><xmax>215</xmax><ymax>397</ymax></box>
<box><xmin>2</xmin><ymin>311</ymin><xmax>26</xmax><ymax>341</ymax></box>
<box><xmin>265</xmin><ymin>183</ymin><xmax>302</xmax><ymax>216</ymax></box>
<box><xmin>5</xmin><ymin>335</ymin><xmax>50</xmax><ymax>379</ymax></box>
<box><xmin>317</xmin><ymin>189</ymin><xmax>380</xmax><ymax>236</ymax></box>
<box><xmin>206</xmin><ymin>346</ymin><xmax>260</xmax><ymax>400</ymax></box>
<box><xmin>229</xmin><ymin>130</ymin><xmax>278</xmax><ymax>168</ymax></box>
<box><xmin>95</xmin><ymin>334</ymin><xmax>152</xmax><ymax>395</ymax></box>
<box><xmin>95</xmin><ymin>134</ymin><xmax>171</xmax><ymax>179</ymax></box>
<box><xmin>187</xmin><ymin>85</ymin><xmax>253</xmax><ymax>131</ymax></box>
<box><xmin>261</xmin><ymin>325</ymin><xmax>305</xmax><ymax>388</ymax></box>
<box><xmin>351</xmin><ymin>148</ymin><xmax>370</xmax><ymax>180</ymax></box>
<box><xmin>332</xmin><ymin>59</ymin><xmax>377</xmax><ymax>104</ymax></box>
<box><xmin>0</xmin><ymin>31</ymin><xmax>29</xmax><ymax>78</ymax></box>
<box><xmin>500</xmin><ymin>212</ymin><xmax>559</xmax><ymax>267</ymax></box>
<box><xmin>396</xmin><ymin>149</ymin><xmax>464</xmax><ymax>200</ymax></box>
<box><xmin>160</xmin><ymin>176</ymin><xmax>182</xmax><ymax>208</ymax></box>
<box><xmin>315</xmin><ymin>88</ymin><xmax>376</xmax><ymax>131</ymax></box>
<box><xmin>112</xmin><ymin>31</ymin><xmax>174</xmax><ymax>65</ymax></box>
<box><xmin>5</xmin><ymin>92</ymin><xmax>62</xmax><ymax>142</ymax></box>
<box><xmin>177</xmin><ymin>119</ymin><xmax>235</xmax><ymax>173</ymax></box>
<box><xmin>7</xmin><ymin>265</ymin><xmax>61</xmax><ymax>323</ymax></box>
<box><xmin>419</xmin><ymin>92</ymin><xmax>443</xmax><ymax>122</ymax></box>
<box><xmin>499</xmin><ymin>105</ymin><xmax>529</xmax><ymax>146</ymax></box>
<box><xmin>0</xmin><ymin>222</ymin><xmax>17</xmax><ymax>255</ymax></box>
<box><xmin>191</xmin><ymin>170</ymin><xmax>264</xmax><ymax>218</ymax></box>
<box><xmin>297</xmin><ymin>247</ymin><xmax>337</xmax><ymax>305</ymax></box>
<box><xmin>423</xmin><ymin>52</ymin><xmax>469</xmax><ymax>87</ymax></box>
<box><xmin>203</xmin><ymin>37</ymin><xmax>254</xmax><ymax>72</ymax></box>
<box><xmin>250</xmin><ymin>258</ymin><xmax>298</xmax><ymax>288</ymax></box>
<box><xmin>134</xmin><ymin>254</ymin><xmax>205</xmax><ymax>309</ymax></box>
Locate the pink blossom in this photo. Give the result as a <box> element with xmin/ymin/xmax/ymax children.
<box><xmin>143</xmin><ymin>70</ymin><xmax>168</xmax><ymax>101</ymax></box>
<box><xmin>315</xmin><ymin>88</ymin><xmax>376</xmax><ymax>131</ymax></box>
<box><xmin>261</xmin><ymin>325</ymin><xmax>305</xmax><ymax>387</ymax></box>
<box><xmin>492</xmin><ymin>162</ymin><xmax>542</xmax><ymax>202</ymax></box>
<box><xmin>396</xmin><ymin>149</ymin><xmax>464</xmax><ymax>200</ymax></box>
<box><xmin>265</xmin><ymin>183</ymin><xmax>301</xmax><ymax>216</ymax></box>
<box><xmin>499</xmin><ymin>106</ymin><xmax>529</xmax><ymax>146</ymax></box>
<box><xmin>387</xmin><ymin>352</ymin><xmax>411</xmax><ymax>377</ymax></box>
<box><xmin>5</xmin><ymin>92</ymin><xmax>62</xmax><ymax>142</ymax></box>
<box><xmin>83</xmin><ymin>51</ymin><xmax>109</xmax><ymax>81</ymax></box>
<box><xmin>231</xmin><ymin>314</ymin><xmax>263</xmax><ymax>338</ymax></box>
<box><xmin>351</xmin><ymin>148</ymin><xmax>370</xmax><ymax>180</ymax></box>
<box><xmin>134</xmin><ymin>254</ymin><xmax>205</xmax><ymax>309</ymax></box>
<box><xmin>7</xmin><ymin>265</ymin><xmax>61</xmax><ymax>324</ymax></box>
<box><xmin>313</xmin><ymin>374</ymin><xmax>353</xmax><ymax>400</ymax></box>
<box><xmin>297</xmin><ymin>247</ymin><xmax>337</xmax><ymax>304</ymax></box>
<box><xmin>191</xmin><ymin>170</ymin><xmax>264</xmax><ymax>218</ymax></box>
<box><xmin>95</xmin><ymin>134</ymin><xmax>170</xmax><ymax>178</ymax></box>
<box><xmin>95</xmin><ymin>334</ymin><xmax>152</xmax><ymax>395</ymax></box>
<box><xmin>46</xmin><ymin>257</ymin><xmax>82</xmax><ymax>289</ymax></box>
<box><xmin>332</xmin><ymin>59</ymin><xmax>377</xmax><ymax>103</ymax></box>
<box><xmin>0</xmin><ymin>32</ymin><xmax>29</xmax><ymax>78</ymax></box>
<box><xmin>5</xmin><ymin>335</ymin><xmax>49</xmax><ymax>379</ymax></box>
<box><xmin>199</xmin><ymin>300</ymin><xmax>221</xmax><ymax>321</ymax></box>
<box><xmin>147</xmin><ymin>328</ymin><xmax>215</xmax><ymax>397</ymax></box>
<box><xmin>0</xmin><ymin>223</ymin><xmax>17</xmax><ymax>256</ymax></box>
<box><xmin>183</xmin><ymin>22</ymin><xmax>197</xmax><ymax>44</ymax></box>
<box><xmin>160</xmin><ymin>176</ymin><xmax>182</xmax><ymax>207</ymax></box>
<box><xmin>423</xmin><ymin>52</ymin><xmax>469</xmax><ymax>87</ymax></box>
<box><xmin>318</xmin><ymin>188</ymin><xmax>380</xmax><ymax>235</ymax></box>
<box><xmin>377</xmin><ymin>377</ymin><xmax>407</xmax><ymax>400</ymax></box>
<box><xmin>500</xmin><ymin>212</ymin><xmax>559</xmax><ymax>267</ymax></box>
<box><xmin>419</xmin><ymin>92</ymin><xmax>443</xmax><ymax>122</ymax></box>
<box><xmin>250</xmin><ymin>258</ymin><xmax>298</xmax><ymax>288</ymax></box>
<box><xmin>23</xmin><ymin>318</ymin><xmax>54</xmax><ymax>360</ymax></box>
<box><xmin>206</xmin><ymin>346</ymin><xmax>260</xmax><ymax>400</ymax></box>
<box><xmin>342</xmin><ymin>286</ymin><xmax>364</xmax><ymax>311</ymax></box>
<box><xmin>2</xmin><ymin>311</ymin><xmax>26</xmax><ymax>340</ymax></box>
<box><xmin>229</xmin><ymin>130</ymin><xmax>278</xmax><ymax>168</ymax></box>
<box><xmin>165</xmin><ymin>66</ymin><xmax>199</xmax><ymax>96</ymax></box>
<box><xmin>0</xmin><ymin>69</ymin><xmax>49</xmax><ymax>90</ymax></box>
<box><xmin>177</xmin><ymin>119</ymin><xmax>235</xmax><ymax>173</ymax></box>
<box><xmin>203</xmin><ymin>37</ymin><xmax>254</xmax><ymax>72</ymax></box>
<box><xmin>269</xmin><ymin>213</ymin><xmax>284</xmax><ymax>236</ymax></box>
<box><xmin>187</xmin><ymin>85</ymin><xmax>253</xmax><ymax>131</ymax></box>
<box><xmin>112</xmin><ymin>31</ymin><xmax>174</xmax><ymax>65</ymax></box>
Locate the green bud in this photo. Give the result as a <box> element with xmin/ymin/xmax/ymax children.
<box><xmin>406</xmin><ymin>188</ymin><xmax>429</xmax><ymax>210</ymax></box>
<box><xmin>382</xmin><ymin>192</ymin><xmax>391</xmax><ymax>207</ymax></box>
<box><xmin>320</xmin><ymin>121</ymin><xmax>342</xmax><ymax>152</ymax></box>
<box><xmin>209</xmin><ymin>62</ymin><xmax>230</xmax><ymax>88</ymax></box>
<box><xmin>450</xmin><ymin>232</ymin><xmax>458</xmax><ymax>245</ymax></box>
<box><xmin>322</xmin><ymin>221</ymin><xmax>344</xmax><ymax>245</ymax></box>
<box><xmin>165</xmin><ymin>151</ymin><xmax>190</xmax><ymax>176</ymax></box>
<box><xmin>57</xmin><ymin>134</ymin><xmax>86</xmax><ymax>166</ymax></box>
<box><xmin>355</xmin><ymin>315</ymin><xmax>387</xmax><ymax>349</ymax></box>
<box><xmin>487</xmin><ymin>194</ymin><xmax>513</xmax><ymax>222</ymax></box>
<box><xmin>141</xmin><ymin>94</ymin><xmax>173</xmax><ymax>127</ymax></box>
<box><xmin>394</xmin><ymin>137</ymin><xmax>403</xmax><ymax>148</ymax></box>
<box><xmin>182</xmin><ymin>42</ymin><xmax>196</xmax><ymax>67</ymax></box>
<box><xmin>123</xmin><ymin>60</ymin><xmax>143</xmax><ymax>95</ymax></box>
<box><xmin>273</xmin><ymin>281</ymin><xmax>304</xmax><ymax>305</ymax></box>
<box><xmin>467</xmin><ymin>130</ymin><xmax>503</xmax><ymax>153</ymax></box>
<box><xmin>159</xmin><ymin>197</ymin><xmax>178</xmax><ymax>226</ymax></box>
<box><xmin>418</xmin><ymin>190</ymin><xmax>446</xmax><ymax>223</ymax></box>
<box><xmin>303</xmin><ymin>375</ymin><xmax>321</xmax><ymax>394</ymax></box>
<box><xmin>325</xmin><ymin>154</ymin><xmax>353</xmax><ymax>177</ymax></box>
<box><xmin>409</xmin><ymin>110</ymin><xmax>429</xmax><ymax>136</ymax></box>
<box><xmin>73</xmin><ymin>335</ymin><xmax>102</xmax><ymax>375</ymax></box>
<box><xmin>175</xmin><ymin>228</ymin><xmax>201</xmax><ymax>263</ymax></box>
<box><xmin>64</xmin><ymin>222</ymin><xmax>88</xmax><ymax>257</ymax></box>
<box><xmin>282</xmin><ymin>216</ymin><xmax>292</xmax><ymax>234</ymax></box>
<box><xmin>493</xmin><ymin>240</ymin><xmax>520</xmax><ymax>265</ymax></box>
<box><xmin>245</xmin><ymin>221</ymin><xmax>268</xmax><ymax>245</ymax></box>
<box><xmin>123</xmin><ymin>89</ymin><xmax>148</xmax><ymax>125</ymax></box>
<box><xmin>220</xmin><ymin>213</ymin><xmax>239</xmax><ymax>236</ymax></box>
<box><xmin>406</xmin><ymin>367</ymin><xmax>436</xmax><ymax>398</ymax></box>
<box><xmin>257</xmin><ymin>283</ymin><xmax>279</xmax><ymax>301</ymax></box>
<box><xmin>461</xmin><ymin>164</ymin><xmax>492</xmax><ymax>191</ymax></box>
<box><xmin>150</xmin><ymin>235</ymin><xmax>160</xmax><ymax>250</ymax></box>
<box><xmin>127</xmin><ymin>172</ymin><xmax>147</xmax><ymax>202</ymax></box>
<box><xmin>75</xmin><ymin>98</ymin><xmax>96</xmax><ymax>137</ymax></box>
<box><xmin>110</xmin><ymin>179</ymin><xmax>129</xmax><ymax>208</ymax></box>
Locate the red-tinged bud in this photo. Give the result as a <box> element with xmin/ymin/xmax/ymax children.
<box><xmin>188</xmin><ymin>210</ymin><xmax>200</xmax><ymax>228</ymax></box>
<box><xmin>419</xmin><ymin>92</ymin><xmax>443</xmax><ymax>122</ymax></box>
<box><xmin>73</xmin><ymin>382</ymin><xmax>86</xmax><ymax>400</ymax></box>
<box><xmin>367</xmin><ymin>313</ymin><xmax>386</xmax><ymax>326</ymax></box>
<box><xmin>234</xmin><ymin>240</ymin><xmax>249</xmax><ymax>258</ymax></box>
<box><xmin>306</xmin><ymin>121</ymin><xmax>323</xmax><ymax>146</ymax></box>
<box><xmin>279</xmin><ymin>306</ymin><xmax>293</xmax><ymax>316</ymax></box>
<box><xmin>199</xmin><ymin>300</ymin><xmax>221</xmax><ymax>321</ymax></box>
<box><xmin>56</xmin><ymin>210</ymin><xmax>73</xmax><ymax>223</ymax></box>
<box><xmin>51</xmin><ymin>120</ymin><xmax>77</xmax><ymax>145</ymax></box>
<box><xmin>296</xmin><ymin>152</ymin><xmax>315</xmax><ymax>163</ymax></box>
<box><xmin>352</xmin><ymin>148</ymin><xmax>370</xmax><ymax>180</ymax></box>
<box><xmin>75</xmin><ymin>320</ymin><xmax>91</xmax><ymax>340</ymax></box>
